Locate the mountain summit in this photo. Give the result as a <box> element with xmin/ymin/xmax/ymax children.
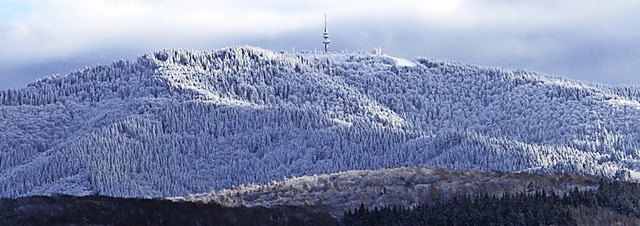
<box><xmin>1</xmin><ymin>46</ymin><xmax>640</xmax><ymax>197</ymax></box>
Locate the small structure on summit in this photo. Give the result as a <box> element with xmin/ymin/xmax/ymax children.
<box><xmin>322</xmin><ymin>14</ymin><xmax>331</xmax><ymax>53</ymax></box>
<box><xmin>373</xmin><ymin>47</ymin><xmax>383</xmax><ymax>55</ymax></box>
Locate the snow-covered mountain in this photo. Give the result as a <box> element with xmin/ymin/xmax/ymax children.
<box><xmin>1</xmin><ymin>46</ymin><xmax>640</xmax><ymax>197</ymax></box>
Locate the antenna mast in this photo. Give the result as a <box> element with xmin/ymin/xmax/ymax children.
<box><xmin>322</xmin><ymin>14</ymin><xmax>330</xmax><ymax>53</ymax></box>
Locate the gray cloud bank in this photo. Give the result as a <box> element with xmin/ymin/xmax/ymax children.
<box><xmin>1</xmin><ymin>0</ymin><xmax>639</xmax><ymax>89</ymax></box>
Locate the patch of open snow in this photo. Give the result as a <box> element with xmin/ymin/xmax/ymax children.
<box><xmin>332</xmin><ymin>118</ymin><xmax>353</xmax><ymax>127</ymax></box>
<box><xmin>628</xmin><ymin>170</ymin><xmax>640</xmax><ymax>181</ymax></box>
<box><xmin>387</xmin><ymin>56</ymin><xmax>417</xmax><ymax>67</ymax></box>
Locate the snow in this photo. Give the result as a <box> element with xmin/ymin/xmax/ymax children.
<box><xmin>172</xmin><ymin>167</ymin><xmax>605</xmax><ymax>216</ymax></box>
<box><xmin>1</xmin><ymin>46</ymin><xmax>640</xmax><ymax>198</ymax></box>
<box><xmin>387</xmin><ymin>56</ymin><xmax>417</xmax><ymax>67</ymax></box>
<box><xmin>607</xmin><ymin>98</ymin><xmax>640</xmax><ymax>110</ymax></box>
<box><xmin>629</xmin><ymin>170</ymin><xmax>640</xmax><ymax>181</ymax></box>
<box><xmin>331</xmin><ymin>118</ymin><xmax>352</xmax><ymax>127</ymax></box>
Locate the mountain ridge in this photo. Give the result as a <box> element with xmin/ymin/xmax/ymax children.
<box><xmin>1</xmin><ymin>46</ymin><xmax>640</xmax><ymax>198</ymax></box>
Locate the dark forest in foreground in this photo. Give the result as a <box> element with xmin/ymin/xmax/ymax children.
<box><xmin>2</xmin><ymin>180</ymin><xmax>640</xmax><ymax>225</ymax></box>
<box><xmin>344</xmin><ymin>180</ymin><xmax>640</xmax><ymax>225</ymax></box>
<box><xmin>0</xmin><ymin>195</ymin><xmax>337</xmax><ymax>226</ymax></box>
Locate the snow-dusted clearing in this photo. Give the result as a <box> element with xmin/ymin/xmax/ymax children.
<box><xmin>1</xmin><ymin>46</ymin><xmax>640</xmax><ymax>198</ymax></box>
<box><xmin>388</xmin><ymin>56</ymin><xmax>417</xmax><ymax>67</ymax></box>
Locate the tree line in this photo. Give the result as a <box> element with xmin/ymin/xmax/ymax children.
<box><xmin>343</xmin><ymin>179</ymin><xmax>640</xmax><ymax>225</ymax></box>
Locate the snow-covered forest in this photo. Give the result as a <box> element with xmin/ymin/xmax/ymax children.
<box><xmin>1</xmin><ymin>46</ymin><xmax>640</xmax><ymax>197</ymax></box>
<box><xmin>172</xmin><ymin>167</ymin><xmax>603</xmax><ymax>217</ymax></box>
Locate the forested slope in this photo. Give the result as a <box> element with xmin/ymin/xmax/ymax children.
<box><xmin>1</xmin><ymin>46</ymin><xmax>640</xmax><ymax>197</ymax></box>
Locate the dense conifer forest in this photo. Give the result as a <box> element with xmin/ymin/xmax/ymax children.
<box><xmin>2</xmin><ymin>46</ymin><xmax>640</xmax><ymax>197</ymax></box>
<box><xmin>343</xmin><ymin>180</ymin><xmax>640</xmax><ymax>225</ymax></box>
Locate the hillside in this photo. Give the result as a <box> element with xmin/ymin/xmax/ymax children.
<box><xmin>171</xmin><ymin>167</ymin><xmax>603</xmax><ymax>216</ymax></box>
<box><xmin>1</xmin><ymin>46</ymin><xmax>640</xmax><ymax>197</ymax></box>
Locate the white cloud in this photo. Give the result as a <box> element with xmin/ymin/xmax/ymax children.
<box><xmin>0</xmin><ymin>0</ymin><xmax>317</xmax><ymax>65</ymax></box>
<box><xmin>0</xmin><ymin>0</ymin><xmax>639</xmax><ymax>88</ymax></box>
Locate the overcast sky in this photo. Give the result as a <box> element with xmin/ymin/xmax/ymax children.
<box><xmin>1</xmin><ymin>0</ymin><xmax>639</xmax><ymax>89</ymax></box>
